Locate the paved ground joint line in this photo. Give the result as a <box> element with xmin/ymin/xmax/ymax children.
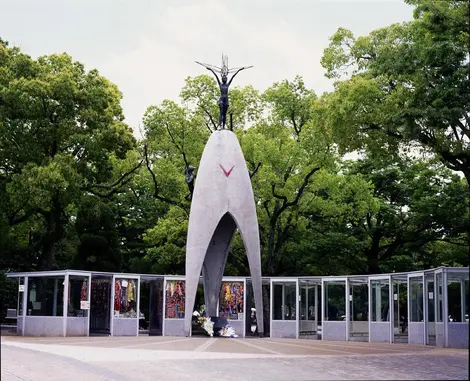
<box><xmin>268</xmin><ymin>338</ymin><xmax>435</xmax><ymax>353</ymax></box>
<box><xmin>194</xmin><ymin>338</ymin><xmax>218</xmax><ymax>352</ymax></box>
<box><xmin>118</xmin><ymin>337</ymin><xmax>194</xmax><ymax>348</ymax></box>
<box><xmin>234</xmin><ymin>338</ymin><xmax>283</xmax><ymax>355</ymax></box>
<box><xmin>260</xmin><ymin>338</ymin><xmax>354</xmax><ymax>354</ymax></box>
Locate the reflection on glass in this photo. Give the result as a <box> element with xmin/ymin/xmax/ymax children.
<box><xmin>324</xmin><ymin>283</ymin><xmax>346</xmax><ymax>321</ymax></box>
<box><xmin>165</xmin><ymin>280</ymin><xmax>185</xmax><ymax>319</ymax></box>
<box><xmin>68</xmin><ymin>276</ymin><xmax>89</xmax><ymax>317</ymax></box>
<box><xmin>114</xmin><ymin>278</ymin><xmax>138</xmax><ymax>318</ymax></box>
<box><xmin>273</xmin><ymin>283</ymin><xmax>296</xmax><ymax>321</ymax></box>
<box><xmin>27</xmin><ymin>277</ymin><xmax>65</xmax><ymax>317</ymax></box>
<box><xmin>219</xmin><ymin>282</ymin><xmax>244</xmax><ymax>320</ymax></box>
<box><xmin>299</xmin><ymin>284</ymin><xmax>315</xmax><ymax>321</ymax></box>
<box><xmin>371</xmin><ymin>280</ymin><xmax>390</xmax><ymax>322</ymax></box>
<box><xmin>447</xmin><ymin>281</ymin><xmax>464</xmax><ymax>322</ymax></box>
<box><xmin>427</xmin><ymin>279</ymin><xmax>435</xmax><ymax>323</ymax></box>
<box><xmin>350</xmin><ymin>284</ymin><xmax>368</xmax><ymax>322</ymax></box>
<box><xmin>436</xmin><ymin>273</ymin><xmax>443</xmax><ymax>322</ymax></box>
<box><xmin>410</xmin><ymin>277</ymin><xmax>423</xmax><ymax>322</ymax></box>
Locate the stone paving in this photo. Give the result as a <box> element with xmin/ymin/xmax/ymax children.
<box><xmin>1</xmin><ymin>335</ymin><xmax>468</xmax><ymax>380</ymax></box>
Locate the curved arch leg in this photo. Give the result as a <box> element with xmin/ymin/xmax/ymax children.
<box><xmin>231</xmin><ymin>210</ymin><xmax>264</xmax><ymax>336</ymax></box>
<box><xmin>184</xmin><ymin>212</ymin><xmax>224</xmax><ymax>336</ymax></box>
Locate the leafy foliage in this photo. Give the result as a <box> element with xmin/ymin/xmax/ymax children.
<box><xmin>1</xmin><ymin>0</ymin><xmax>469</xmax><ymax>319</ymax></box>
<box><xmin>0</xmin><ymin>40</ymin><xmax>137</xmax><ymax>270</ymax></box>
<box><xmin>320</xmin><ymin>0</ymin><xmax>470</xmax><ymax>183</ymax></box>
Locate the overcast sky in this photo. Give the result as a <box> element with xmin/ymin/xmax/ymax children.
<box><xmin>2</xmin><ymin>0</ymin><xmax>414</xmax><ymax>137</ymax></box>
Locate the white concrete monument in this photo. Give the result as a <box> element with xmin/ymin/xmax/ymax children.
<box><xmin>184</xmin><ymin>129</ymin><xmax>264</xmax><ymax>337</ymax></box>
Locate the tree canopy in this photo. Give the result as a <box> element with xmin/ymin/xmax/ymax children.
<box><xmin>1</xmin><ymin>0</ymin><xmax>469</xmax><ymax>319</ymax></box>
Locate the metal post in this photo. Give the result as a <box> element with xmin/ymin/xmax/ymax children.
<box><xmin>389</xmin><ymin>276</ymin><xmax>393</xmax><ymax>343</ymax></box>
<box><xmin>314</xmin><ymin>284</ymin><xmax>318</xmax><ymax>336</ymax></box>
<box><xmin>87</xmin><ymin>274</ymin><xmax>92</xmax><ymax>337</ymax></box>
<box><xmin>243</xmin><ymin>278</ymin><xmax>247</xmax><ymax>338</ymax></box>
<box><xmin>110</xmin><ymin>275</ymin><xmax>116</xmax><ymax>337</ymax></box>
<box><xmin>53</xmin><ymin>278</ymin><xmax>58</xmax><ymax>316</ymax></box>
<box><xmin>350</xmin><ymin>284</ymin><xmax>354</xmax><ymax>326</ymax></box>
<box><xmin>269</xmin><ymin>280</ymin><xmax>273</xmax><ymax>334</ymax></box>
<box><xmin>345</xmin><ymin>279</ymin><xmax>350</xmax><ymax>341</ymax></box>
<box><xmin>17</xmin><ymin>278</ymin><xmax>21</xmax><ymax>317</ymax></box>
<box><xmin>296</xmin><ymin>280</ymin><xmax>300</xmax><ymax>339</ymax></box>
<box><xmin>397</xmin><ymin>282</ymin><xmax>400</xmax><ymax>336</ymax></box>
<box><xmin>460</xmin><ymin>279</ymin><xmax>465</xmax><ymax>323</ymax></box>
<box><xmin>375</xmin><ymin>283</ymin><xmax>381</xmax><ymax>322</ymax></box>
<box><xmin>162</xmin><ymin>278</ymin><xmax>167</xmax><ymax>336</ymax></box>
<box><xmin>63</xmin><ymin>274</ymin><xmax>69</xmax><ymax>337</ymax></box>
<box><xmin>321</xmin><ymin>280</ymin><xmax>325</xmax><ymax>340</ymax></box>
<box><xmin>434</xmin><ymin>271</ymin><xmax>438</xmax><ymax>323</ymax></box>
<box><xmin>281</xmin><ymin>284</ymin><xmax>285</xmax><ymax>321</ymax></box>
<box><xmin>305</xmin><ymin>286</ymin><xmax>308</xmax><ymax>324</ymax></box>
<box><xmin>136</xmin><ymin>277</ymin><xmax>141</xmax><ymax>337</ymax></box>
<box><xmin>368</xmin><ymin>278</ymin><xmax>372</xmax><ymax>342</ymax></box>
<box><xmin>22</xmin><ymin>276</ymin><xmax>28</xmax><ymax>336</ymax></box>
<box><xmin>442</xmin><ymin>271</ymin><xmax>449</xmax><ymax>347</ymax></box>
<box><xmin>423</xmin><ymin>274</ymin><xmax>428</xmax><ymax>344</ymax></box>
<box><xmin>407</xmin><ymin>275</ymin><xmax>411</xmax><ymax>338</ymax></box>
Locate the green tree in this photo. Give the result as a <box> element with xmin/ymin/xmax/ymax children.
<box><xmin>341</xmin><ymin>157</ymin><xmax>467</xmax><ymax>273</ymax></box>
<box><xmin>321</xmin><ymin>0</ymin><xmax>469</xmax><ymax>184</ymax></box>
<box><xmin>241</xmin><ymin>76</ymin><xmax>331</xmax><ymax>274</ymax></box>
<box><xmin>72</xmin><ymin>196</ymin><xmax>121</xmax><ymax>271</ymax></box>
<box><xmin>141</xmin><ymin>75</ymin><xmax>378</xmax><ymax>276</ymax></box>
<box><xmin>0</xmin><ymin>40</ymin><xmax>137</xmax><ymax>270</ymax></box>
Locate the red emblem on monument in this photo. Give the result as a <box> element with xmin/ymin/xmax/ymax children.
<box><xmin>219</xmin><ymin>164</ymin><xmax>235</xmax><ymax>177</ymax></box>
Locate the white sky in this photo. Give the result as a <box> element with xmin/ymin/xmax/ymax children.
<box><xmin>2</xmin><ymin>0</ymin><xmax>414</xmax><ymax>137</ymax></box>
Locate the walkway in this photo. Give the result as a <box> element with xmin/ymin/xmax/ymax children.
<box><xmin>1</xmin><ymin>336</ymin><xmax>468</xmax><ymax>380</ymax></box>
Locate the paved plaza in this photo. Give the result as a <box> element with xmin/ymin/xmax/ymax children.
<box><xmin>1</xmin><ymin>334</ymin><xmax>468</xmax><ymax>380</ymax></box>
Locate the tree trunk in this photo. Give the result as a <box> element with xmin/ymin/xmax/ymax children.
<box><xmin>265</xmin><ymin>221</ymin><xmax>276</xmax><ymax>275</ymax></box>
<box><xmin>366</xmin><ymin>232</ymin><xmax>382</xmax><ymax>275</ymax></box>
<box><xmin>38</xmin><ymin>195</ymin><xmax>64</xmax><ymax>270</ymax></box>
<box><xmin>463</xmin><ymin>169</ymin><xmax>470</xmax><ymax>251</ymax></box>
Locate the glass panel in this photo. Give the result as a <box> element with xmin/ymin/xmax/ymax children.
<box><xmin>67</xmin><ymin>276</ymin><xmax>89</xmax><ymax>317</ymax></box>
<box><xmin>219</xmin><ymin>282</ymin><xmax>244</xmax><ymax>320</ymax></box>
<box><xmin>324</xmin><ymin>282</ymin><xmax>346</xmax><ymax>321</ymax></box>
<box><xmin>307</xmin><ymin>286</ymin><xmax>315</xmax><ymax>320</ymax></box>
<box><xmin>262</xmin><ymin>283</ymin><xmax>271</xmax><ymax>336</ymax></box>
<box><xmin>284</xmin><ymin>284</ymin><xmax>296</xmax><ymax>320</ymax></box>
<box><xmin>90</xmin><ymin>278</ymin><xmax>111</xmax><ymax>333</ymax></box>
<box><xmin>317</xmin><ymin>285</ymin><xmax>322</xmax><ymax>326</ymax></box>
<box><xmin>114</xmin><ymin>278</ymin><xmax>138</xmax><ymax>318</ymax></box>
<box><xmin>300</xmin><ymin>286</ymin><xmax>307</xmax><ymax>320</ymax></box>
<box><xmin>427</xmin><ymin>280</ymin><xmax>435</xmax><ymax>322</ymax></box>
<box><xmin>410</xmin><ymin>276</ymin><xmax>423</xmax><ymax>322</ymax></box>
<box><xmin>350</xmin><ymin>284</ymin><xmax>368</xmax><ymax>322</ymax></box>
<box><xmin>447</xmin><ymin>282</ymin><xmax>462</xmax><ymax>322</ymax></box>
<box><xmin>465</xmin><ymin>280</ymin><xmax>469</xmax><ymax>322</ymax></box>
<box><xmin>436</xmin><ymin>273</ymin><xmax>443</xmax><ymax>322</ymax></box>
<box><xmin>273</xmin><ymin>282</ymin><xmax>296</xmax><ymax>321</ymax></box>
<box><xmin>273</xmin><ymin>284</ymin><xmax>282</xmax><ymax>320</ymax></box>
<box><xmin>165</xmin><ymin>280</ymin><xmax>185</xmax><ymax>319</ymax></box>
<box><xmin>299</xmin><ymin>283</ymin><xmax>315</xmax><ymax>321</ymax></box>
<box><xmin>371</xmin><ymin>280</ymin><xmax>390</xmax><ymax>322</ymax></box>
<box><xmin>392</xmin><ymin>281</ymin><xmax>408</xmax><ymax>334</ymax></box>
<box><xmin>27</xmin><ymin>277</ymin><xmax>64</xmax><ymax>316</ymax></box>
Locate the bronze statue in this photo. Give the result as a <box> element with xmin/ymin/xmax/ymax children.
<box><xmin>196</xmin><ymin>55</ymin><xmax>252</xmax><ymax>129</ymax></box>
<box><xmin>184</xmin><ymin>165</ymin><xmax>196</xmax><ymax>200</ymax></box>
